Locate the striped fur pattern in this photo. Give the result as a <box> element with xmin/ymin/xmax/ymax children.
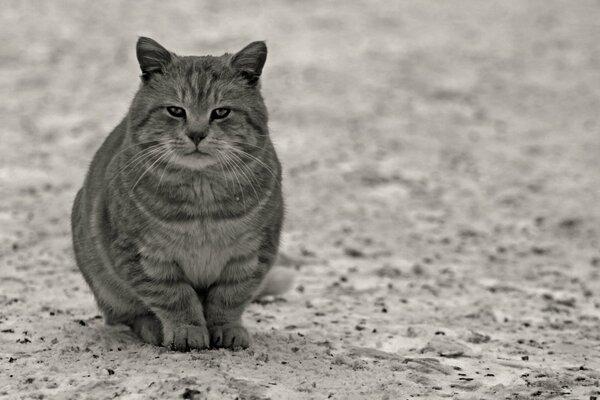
<box><xmin>71</xmin><ymin>37</ymin><xmax>284</xmax><ymax>351</ymax></box>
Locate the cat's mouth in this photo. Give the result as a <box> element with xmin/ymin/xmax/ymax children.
<box><xmin>172</xmin><ymin>148</ymin><xmax>217</xmax><ymax>170</ymax></box>
<box><xmin>186</xmin><ymin>148</ymin><xmax>211</xmax><ymax>157</ymax></box>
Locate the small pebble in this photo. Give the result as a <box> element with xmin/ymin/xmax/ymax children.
<box><xmin>182</xmin><ymin>388</ymin><xmax>201</xmax><ymax>399</ymax></box>
<box><xmin>344</xmin><ymin>247</ymin><xmax>364</xmax><ymax>258</ymax></box>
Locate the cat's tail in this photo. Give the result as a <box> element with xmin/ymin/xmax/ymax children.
<box><xmin>254</xmin><ymin>267</ymin><xmax>295</xmax><ymax>299</ymax></box>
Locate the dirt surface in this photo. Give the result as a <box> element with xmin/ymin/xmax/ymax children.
<box><xmin>2</xmin><ymin>1</ymin><xmax>600</xmax><ymax>399</ymax></box>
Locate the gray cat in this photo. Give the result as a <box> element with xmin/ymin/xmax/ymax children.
<box><xmin>71</xmin><ymin>37</ymin><xmax>290</xmax><ymax>351</ymax></box>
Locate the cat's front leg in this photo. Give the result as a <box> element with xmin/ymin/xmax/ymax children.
<box><xmin>129</xmin><ymin>257</ymin><xmax>210</xmax><ymax>351</ymax></box>
<box><xmin>204</xmin><ymin>259</ymin><xmax>268</xmax><ymax>349</ymax></box>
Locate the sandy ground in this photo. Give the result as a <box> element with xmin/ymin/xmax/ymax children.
<box><xmin>1</xmin><ymin>1</ymin><xmax>600</xmax><ymax>399</ymax></box>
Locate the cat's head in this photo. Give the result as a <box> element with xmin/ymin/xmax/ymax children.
<box><xmin>127</xmin><ymin>37</ymin><xmax>269</xmax><ymax>170</ymax></box>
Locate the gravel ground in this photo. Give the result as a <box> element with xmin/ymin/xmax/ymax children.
<box><xmin>1</xmin><ymin>1</ymin><xmax>600</xmax><ymax>399</ymax></box>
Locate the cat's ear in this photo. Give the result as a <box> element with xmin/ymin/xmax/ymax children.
<box><xmin>231</xmin><ymin>41</ymin><xmax>267</xmax><ymax>85</ymax></box>
<box><xmin>136</xmin><ymin>37</ymin><xmax>173</xmax><ymax>81</ymax></box>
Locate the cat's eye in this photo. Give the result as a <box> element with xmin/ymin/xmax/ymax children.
<box><xmin>211</xmin><ymin>108</ymin><xmax>231</xmax><ymax>120</ymax></box>
<box><xmin>166</xmin><ymin>106</ymin><xmax>186</xmax><ymax>118</ymax></box>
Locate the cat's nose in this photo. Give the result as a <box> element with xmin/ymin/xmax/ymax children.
<box><xmin>187</xmin><ymin>131</ymin><xmax>207</xmax><ymax>146</ymax></box>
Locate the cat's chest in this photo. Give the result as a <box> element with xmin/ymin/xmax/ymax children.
<box><xmin>144</xmin><ymin>219</ymin><xmax>260</xmax><ymax>288</ymax></box>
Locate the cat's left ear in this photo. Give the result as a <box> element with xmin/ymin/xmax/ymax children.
<box><xmin>136</xmin><ymin>37</ymin><xmax>173</xmax><ymax>81</ymax></box>
<box><xmin>231</xmin><ymin>41</ymin><xmax>267</xmax><ymax>86</ymax></box>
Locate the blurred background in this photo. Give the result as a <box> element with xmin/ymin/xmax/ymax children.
<box><xmin>1</xmin><ymin>1</ymin><xmax>600</xmax><ymax>398</ymax></box>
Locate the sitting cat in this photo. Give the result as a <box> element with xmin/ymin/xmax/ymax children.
<box><xmin>71</xmin><ymin>37</ymin><xmax>290</xmax><ymax>351</ymax></box>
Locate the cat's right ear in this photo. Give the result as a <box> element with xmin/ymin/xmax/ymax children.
<box><xmin>136</xmin><ymin>37</ymin><xmax>172</xmax><ymax>82</ymax></box>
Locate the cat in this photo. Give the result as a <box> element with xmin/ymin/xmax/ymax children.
<box><xmin>71</xmin><ymin>37</ymin><xmax>292</xmax><ymax>351</ymax></box>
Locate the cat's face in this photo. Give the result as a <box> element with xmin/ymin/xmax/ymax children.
<box><xmin>128</xmin><ymin>38</ymin><xmax>268</xmax><ymax>170</ymax></box>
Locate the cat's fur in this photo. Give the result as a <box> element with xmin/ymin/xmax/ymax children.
<box><xmin>71</xmin><ymin>37</ymin><xmax>289</xmax><ymax>351</ymax></box>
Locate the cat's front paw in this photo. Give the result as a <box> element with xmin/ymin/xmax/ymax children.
<box><xmin>131</xmin><ymin>315</ymin><xmax>163</xmax><ymax>346</ymax></box>
<box><xmin>209</xmin><ymin>324</ymin><xmax>250</xmax><ymax>349</ymax></box>
<box><xmin>168</xmin><ymin>324</ymin><xmax>210</xmax><ymax>351</ymax></box>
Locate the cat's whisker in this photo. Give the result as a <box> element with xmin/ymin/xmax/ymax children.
<box><xmin>116</xmin><ymin>139</ymin><xmax>180</xmax><ymax>180</ymax></box>
<box><xmin>228</xmin><ymin>146</ymin><xmax>280</xmax><ymax>185</ymax></box>
<box><xmin>112</xmin><ymin>139</ymin><xmax>179</xmax><ymax>178</ymax></box>
<box><xmin>116</xmin><ymin>143</ymin><xmax>164</xmax><ymax>172</ymax></box>
<box><xmin>218</xmin><ymin>151</ymin><xmax>246</xmax><ymax>207</ymax></box>
<box><xmin>112</xmin><ymin>138</ymin><xmax>164</xmax><ymax>159</ymax></box>
<box><xmin>221</xmin><ymin>139</ymin><xmax>265</xmax><ymax>151</ymax></box>
<box><xmin>155</xmin><ymin>149</ymin><xmax>176</xmax><ymax>192</ymax></box>
<box><xmin>217</xmin><ymin>152</ymin><xmax>240</xmax><ymax>201</ymax></box>
<box><xmin>223</xmin><ymin>154</ymin><xmax>247</xmax><ymax>207</ymax></box>
<box><xmin>226</xmin><ymin>145</ymin><xmax>271</xmax><ymax>202</ymax></box>
<box><xmin>225</xmin><ymin>150</ymin><xmax>261</xmax><ymax>202</ymax></box>
<box><xmin>110</xmin><ymin>152</ymin><xmax>162</xmax><ymax>184</ymax></box>
<box><xmin>110</xmin><ymin>143</ymin><xmax>167</xmax><ymax>182</ymax></box>
<box><xmin>131</xmin><ymin>151</ymin><xmax>169</xmax><ymax>192</ymax></box>
<box><xmin>131</xmin><ymin>149</ymin><xmax>173</xmax><ymax>192</ymax></box>
<box><xmin>214</xmin><ymin>151</ymin><xmax>233</xmax><ymax>193</ymax></box>
<box><xmin>117</xmin><ymin>151</ymin><xmax>165</xmax><ymax>184</ymax></box>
